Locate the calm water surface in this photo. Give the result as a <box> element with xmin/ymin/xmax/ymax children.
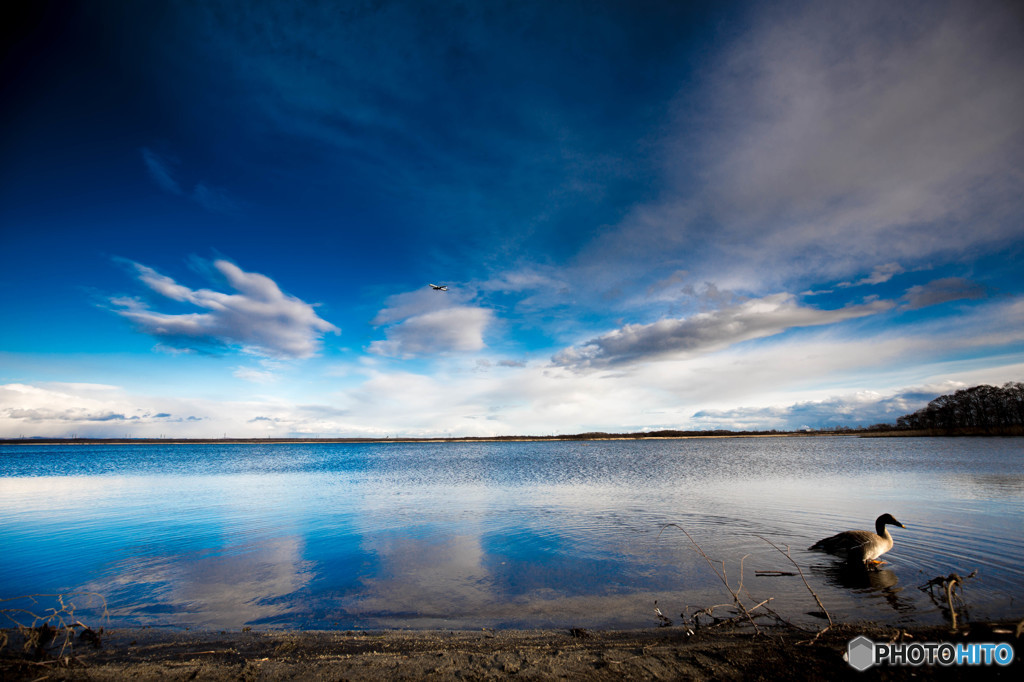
<box><xmin>1</xmin><ymin>437</ymin><xmax>1021</xmax><ymax>630</ymax></box>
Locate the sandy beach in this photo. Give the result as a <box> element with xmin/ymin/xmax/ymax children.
<box><xmin>2</xmin><ymin>621</ymin><xmax>1021</xmax><ymax>680</ymax></box>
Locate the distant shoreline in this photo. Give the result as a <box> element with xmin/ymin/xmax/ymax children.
<box><xmin>3</xmin><ymin>427</ymin><xmax>1019</xmax><ymax>446</ymax></box>
<box><xmin>8</xmin><ymin>421</ymin><xmax>1024</xmax><ymax>444</ymax></box>
<box><xmin>0</xmin><ymin>431</ymin><xmax>850</xmax><ymax>445</ymax></box>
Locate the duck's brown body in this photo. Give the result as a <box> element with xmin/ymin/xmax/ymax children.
<box><xmin>810</xmin><ymin>514</ymin><xmax>905</xmax><ymax>565</ymax></box>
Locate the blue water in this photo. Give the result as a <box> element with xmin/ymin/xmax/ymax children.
<box><xmin>1</xmin><ymin>437</ymin><xmax>1021</xmax><ymax>630</ymax></box>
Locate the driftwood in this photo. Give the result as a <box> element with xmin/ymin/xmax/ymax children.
<box><xmin>920</xmin><ymin>570</ymin><xmax>977</xmax><ymax>632</ymax></box>
<box><xmin>0</xmin><ymin>592</ymin><xmax>107</xmax><ymax>663</ymax></box>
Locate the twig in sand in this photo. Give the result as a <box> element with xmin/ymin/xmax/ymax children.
<box><xmin>659</xmin><ymin>524</ymin><xmax>762</xmax><ymax>634</ymax></box>
<box><xmin>654</xmin><ymin>602</ymin><xmax>673</xmax><ymax>627</ymax></box>
<box><xmin>681</xmin><ymin>598</ymin><xmax>776</xmax><ymax>630</ymax></box>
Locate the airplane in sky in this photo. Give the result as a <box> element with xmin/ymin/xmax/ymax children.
<box><xmin>429</xmin><ymin>284</ymin><xmax>448</xmax><ymax>291</ymax></box>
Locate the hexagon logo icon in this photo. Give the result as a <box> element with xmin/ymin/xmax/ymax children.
<box><xmin>847</xmin><ymin>636</ymin><xmax>876</xmax><ymax>671</ymax></box>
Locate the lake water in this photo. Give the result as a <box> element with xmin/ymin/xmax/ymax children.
<box><xmin>1</xmin><ymin>437</ymin><xmax>1021</xmax><ymax>631</ymax></box>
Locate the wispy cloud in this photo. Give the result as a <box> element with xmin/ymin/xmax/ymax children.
<box><xmin>702</xmin><ymin>1</ymin><xmax>1024</xmax><ymax>259</ymax></box>
<box><xmin>141</xmin><ymin>147</ymin><xmax>183</xmax><ymax>195</ymax></box>
<box><xmin>900</xmin><ymin>277</ymin><xmax>987</xmax><ymax>310</ymax></box>
<box><xmin>111</xmin><ymin>259</ymin><xmax>339</xmax><ymax>358</ymax></box>
<box><xmin>140</xmin><ymin>147</ymin><xmax>239</xmax><ymax>213</ymax></box>
<box><xmin>233</xmin><ymin>366</ymin><xmax>279</xmax><ymax>383</ymax></box>
<box><xmin>553</xmin><ymin>294</ymin><xmax>892</xmax><ymax>370</ymax></box>
<box><xmin>838</xmin><ymin>263</ymin><xmax>905</xmax><ymax>288</ymax></box>
<box><xmin>192</xmin><ymin>182</ymin><xmax>239</xmax><ymax>214</ymax></box>
<box><xmin>581</xmin><ymin>0</ymin><xmax>1024</xmax><ymax>292</ymax></box>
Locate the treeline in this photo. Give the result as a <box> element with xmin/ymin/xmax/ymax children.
<box><xmin>555</xmin><ymin>429</ymin><xmax>789</xmax><ymax>440</ymax></box>
<box><xmin>894</xmin><ymin>382</ymin><xmax>1024</xmax><ymax>434</ymax></box>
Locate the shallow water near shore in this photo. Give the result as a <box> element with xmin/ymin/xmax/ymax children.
<box><xmin>1</xmin><ymin>437</ymin><xmax>1021</xmax><ymax>630</ymax></box>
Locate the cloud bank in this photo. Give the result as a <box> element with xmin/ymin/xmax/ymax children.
<box><xmin>111</xmin><ymin>259</ymin><xmax>339</xmax><ymax>358</ymax></box>
<box><xmin>0</xmin><ymin>383</ymin><xmax>204</xmax><ymax>434</ymax></box>
<box><xmin>691</xmin><ymin>382</ymin><xmax>968</xmax><ymax>431</ymax></box>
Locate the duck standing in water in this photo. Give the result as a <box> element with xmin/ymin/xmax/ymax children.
<box><xmin>810</xmin><ymin>513</ymin><xmax>906</xmax><ymax>567</ymax></box>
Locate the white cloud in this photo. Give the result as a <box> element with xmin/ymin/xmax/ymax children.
<box><xmin>553</xmin><ymin>294</ymin><xmax>892</xmax><ymax>370</ymax></box>
<box><xmin>368</xmin><ymin>285</ymin><xmax>494</xmax><ymax>358</ymax></box>
<box><xmin>369</xmin><ymin>306</ymin><xmax>493</xmax><ymax>358</ymax></box>
<box><xmin>371</xmin><ymin>287</ymin><xmax>466</xmax><ymax>326</ymax></box>
<box><xmin>111</xmin><ymin>259</ymin><xmax>339</xmax><ymax>358</ymax></box>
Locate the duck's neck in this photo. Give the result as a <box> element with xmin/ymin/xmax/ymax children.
<box><xmin>874</xmin><ymin>519</ymin><xmax>888</xmax><ymax>537</ymax></box>
<box><xmin>879</xmin><ymin>527</ymin><xmax>894</xmax><ymax>550</ymax></box>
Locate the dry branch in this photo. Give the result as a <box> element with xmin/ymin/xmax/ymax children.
<box><xmin>659</xmin><ymin>524</ymin><xmax>763</xmax><ymax>634</ymax></box>
<box><xmin>0</xmin><ymin>592</ymin><xmax>107</xmax><ymax>661</ymax></box>
<box><xmin>920</xmin><ymin>571</ymin><xmax>977</xmax><ymax>632</ymax></box>
<box><xmin>755</xmin><ymin>535</ymin><xmax>832</xmax><ymax>629</ymax></box>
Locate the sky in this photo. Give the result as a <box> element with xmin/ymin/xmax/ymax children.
<box><xmin>1</xmin><ymin>0</ymin><xmax>1023</xmax><ymax>438</ymax></box>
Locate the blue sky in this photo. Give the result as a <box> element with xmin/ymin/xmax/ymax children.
<box><xmin>2</xmin><ymin>0</ymin><xmax>1022</xmax><ymax>438</ymax></box>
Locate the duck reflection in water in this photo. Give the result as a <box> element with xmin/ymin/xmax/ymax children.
<box><xmin>810</xmin><ymin>562</ymin><xmax>914</xmax><ymax>614</ymax></box>
<box><xmin>815</xmin><ymin>561</ymin><xmax>898</xmax><ymax>589</ymax></box>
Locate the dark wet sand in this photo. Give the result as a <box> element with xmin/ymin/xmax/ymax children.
<box><xmin>2</xmin><ymin>622</ymin><xmax>1020</xmax><ymax>680</ymax></box>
